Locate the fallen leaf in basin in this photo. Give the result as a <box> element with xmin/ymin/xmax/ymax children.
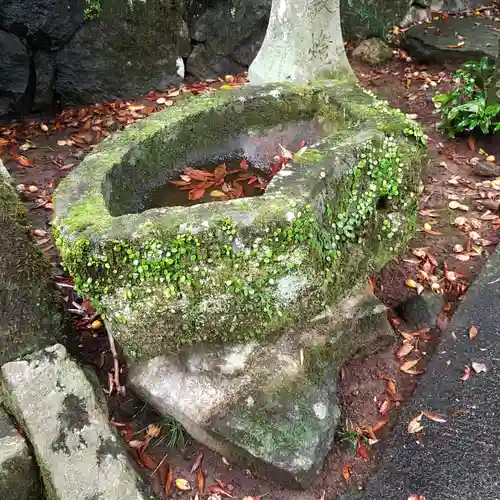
<box><xmin>17</xmin><ymin>155</ymin><xmax>33</xmax><ymax>167</ymax></box>
<box><xmin>189</xmin><ymin>188</ymin><xmax>205</xmax><ymax>201</ymax></box>
<box><xmin>128</xmin><ymin>439</ymin><xmax>146</xmax><ymax>449</ymax></box>
<box><xmin>455</xmin><ymin>254</ymin><xmax>470</xmax><ymax>261</ymax></box>
<box><xmin>469</xmin><ymin>325</ymin><xmax>478</xmax><ymax>340</ymax></box>
<box><xmin>472</xmin><ymin>362</ymin><xmax>487</xmax><ymax>374</ymax></box>
<box><xmin>175</xmin><ymin>478</ymin><xmax>191</xmax><ymax>491</ymax></box>
<box><xmin>453</xmin><ymin>244</ymin><xmax>464</xmax><ymax>253</ymax></box>
<box><xmin>422</xmin><ymin>411</ymin><xmax>447</xmax><ymax>423</ymax></box>
<box><xmin>147</xmin><ymin>424</ymin><xmax>161</xmax><ymax>438</ymax></box>
<box><xmin>91</xmin><ymin>319</ymin><xmax>102</xmax><ymax>330</ymax></box>
<box><xmin>408</xmin><ymin>413</ymin><xmax>424</xmax><ymax>434</ymax></box>
<box><xmin>210</xmin><ymin>190</ymin><xmax>227</xmax><ymax>198</ymax></box>
<box><xmin>461</xmin><ymin>365</ymin><xmax>471</xmax><ymax>381</ymax></box>
<box><xmin>387</xmin><ymin>379</ymin><xmax>397</xmax><ymax>397</ymax></box>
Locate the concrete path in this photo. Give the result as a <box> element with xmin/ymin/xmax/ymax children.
<box><xmin>352</xmin><ymin>246</ymin><xmax>500</xmax><ymax>499</ymax></box>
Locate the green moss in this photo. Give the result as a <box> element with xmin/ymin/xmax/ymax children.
<box><xmin>53</xmin><ymin>81</ymin><xmax>427</xmax><ymax>356</ymax></box>
<box><xmin>84</xmin><ymin>0</ymin><xmax>101</xmax><ymax>19</ymax></box>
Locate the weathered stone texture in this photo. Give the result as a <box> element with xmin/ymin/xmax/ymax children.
<box><xmin>130</xmin><ymin>287</ymin><xmax>395</xmax><ymax>487</ymax></box>
<box><xmin>0</xmin><ymin>406</ymin><xmax>40</xmax><ymax>499</ymax></box>
<box><xmin>0</xmin><ymin>168</ymin><xmax>61</xmax><ymax>365</ymax></box>
<box><xmin>1</xmin><ymin>344</ymin><xmax>148</xmax><ymax>500</ymax></box>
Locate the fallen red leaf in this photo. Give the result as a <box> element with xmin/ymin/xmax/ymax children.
<box><xmin>240</xmin><ymin>159</ymin><xmax>248</xmax><ymax>170</ymax></box>
<box><xmin>358</xmin><ymin>443</ymin><xmax>370</xmax><ymax>460</ymax></box>
<box><xmin>379</xmin><ymin>399</ymin><xmax>391</xmax><ymax>416</ymax></box>
<box><xmin>207</xmin><ymin>484</ymin><xmax>234</xmax><ymax>498</ymax></box>
<box><xmin>372</xmin><ymin>420</ymin><xmax>388</xmax><ymax>433</ymax></box>
<box><xmin>188</xmin><ymin>188</ymin><xmax>205</xmax><ymax>201</ymax></box>
<box><xmin>17</xmin><ymin>155</ymin><xmax>33</xmax><ymax>167</ymax></box>
<box><xmin>469</xmin><ymin>325</ymin><xmax>478</xmax><ymax>340</ymax></box>
<box><xmin>214</xmin><ymin>163</ymin><xmax>227</xmax><ymax>180</ymax></box>
<box><xmin>138</xmin><ymin>450</ymin><xmax>157</xmax><ymax>470</ymax></box>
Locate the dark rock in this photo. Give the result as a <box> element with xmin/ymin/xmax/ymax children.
<box><xmin>0</xmin><ymin>169</ymin><xmax>63</xmax><ymax>364</ymax></box>
<box><xmin>472</xmin><ymin>159</ymin><xmax>500</xmax><ymax>178</ymax></box>
<box><xmin>33</xmin><ymin>51</ymin><xmax>55</xmax><ymax>112</ymax></box>
<box><xmin>340</xmin><ymin>0</ymin><xmax>411</xmax><ymax>40</ymax></box>
<box><xmin>0</xmin><ymin>30</ymin><xmax>30</xmax><ymax>116</ymax></box>
<box><xmin>0</xmin><ymin>0</ymin><xmax>84</xmax><ymax>51</ymax></box>
<box><xmin>186</xmin><ymin>0</ymin><xmax>270</xmax><ymax>75</ymax></box>
<box><xmin>352</xmin><ymin>38</ymin><xmax>393</xmax><ymax>65</ymax></box>
<box><xmin>403</xmin><ymin>17</ymin><xmax>500</xmax><ymax>64</ymax></box>
<box><xmin>187</xmin><ymin>45</ymin><xmax>245</xmax><ymax>80</ymax></box>
<box><xmin>56</xmin><ymin>0</ymin><xmax>189</xmax><ymax>107</ymax></box>
<box><xmin>396</xmin><ymin>292</ymin><xmax>445</xmax><ymax>329</ymax></box>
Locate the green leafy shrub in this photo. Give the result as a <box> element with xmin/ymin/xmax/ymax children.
<box><xmin>434</xmin><ymin>57</ymin><xmax>500</xmax><ymax>137</ymax></box>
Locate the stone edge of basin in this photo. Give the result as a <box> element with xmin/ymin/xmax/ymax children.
<box><xmin>52</xmin><ymin>80</ymin><xmax>424</xmax><ymax>245</ymax></box>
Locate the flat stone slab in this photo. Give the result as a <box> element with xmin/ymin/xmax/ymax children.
<box><xmin>404</xmin><ymin>17</ymin><xmax>500</xmax><ymax>63</ymax></box>
<box><xmin>1</xmin><ymin>344</ymin><xmax>147</xmax><ymax>500</ymax></box>
<box><xmin>0</xmin><ymin>406</ymin><xmax>40</xmax><ymax>499</ymax></box>
<box><xmin>351</xmin><ymin>245</ymin><xmax>500</xmax><ymax>500</ymax></box>
<box><xmin>129</xmin><ymin>287</ymin><xmax>395</xmax><ymax>488</ymax></box>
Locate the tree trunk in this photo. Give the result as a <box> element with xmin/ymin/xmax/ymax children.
<box><xmin>248</xmin><ymin>0</ymin><xmax>356</xmax><ymax>85</ymax></box>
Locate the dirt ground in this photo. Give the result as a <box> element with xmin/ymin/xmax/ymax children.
<box><xmin>1</xmin><ymin>51</ymin><xmax>500</xmax><ymax>499</ymax></box>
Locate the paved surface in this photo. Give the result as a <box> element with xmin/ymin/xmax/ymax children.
<box><xmin>354</xmin><ymin>246</ymin><xmax>500</xmax><ymax>500</ymax></box>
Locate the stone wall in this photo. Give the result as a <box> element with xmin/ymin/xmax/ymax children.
<box><xmin>0</xmin><ymin>0</ymin><xmax>496</xmax><ymax>117</ymax></box>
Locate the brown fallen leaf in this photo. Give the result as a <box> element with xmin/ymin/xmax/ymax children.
<box><xmin>397</xmin><ymin>342</ymin><xmax>415</xmax><ymax>359</ymax></box>
<box><xmin>469</xmin><ymin>325</ymin><xmax>478</xmax><ymax>340</ymax></box>
<box><xmin>400</xmin><ymin>359</ymin><xmax>420</xmax><ymax>373</ymax></box>
<box><xmin>190</xmin><ymin>452</ymin><xmax>204</xmax><ymax>474</ymax></box>
<box><xmin>468</xmin><ymin>135</ymin><xmax>477</xmax><ymax>151</ymax></box>
<box><xmin>408</xmin><ymin>413</ymin><xmax>424</xmax><ymax>434</ymax></box>
<box><xmin>387</xmin><ymin>379</ymin><xmax>397</xmax><ymax>397</ymax></box>
<box><xmin>207</xmin><ymin>484</ymin><xmax>234</xmax><ymax>498</ymax></box>
<box><xmin>422</xmin><ymin>411</ymin><xmax>447</xmax><ymax>423</ymax></box>
<box><xmin>196</xmin><ymin>468</ymin><xmax>206</xmax><ymax>494</ymax></box>
<box><xmin>165</xmin><ymin>463</ymin><xmax>173</xmax><ymax>496</ymax></box>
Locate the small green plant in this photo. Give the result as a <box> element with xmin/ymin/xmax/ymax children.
<box><xmin>434</xmin><ymin>57</ymin><xmax>500</xmax><ymax>137</ymax></box>
<box><xmin>337</xmin><ymin>425</ymin><xmax>369</xmax><ymax>454</ymax></box>
<box><xmin>155</xmin><ymin>417</ymin><xmax>187</xmax><ymax>450</ymax></box>
<box><xmin>84</xmin><ymin>0</ymin><xmax>102</xmax><ymax>20</ymax></box>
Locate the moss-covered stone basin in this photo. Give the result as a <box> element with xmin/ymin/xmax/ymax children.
<box><xmin>53</xmin><ymin>81</ymin><xmax>427</xmax><ymax>359</ymax></box>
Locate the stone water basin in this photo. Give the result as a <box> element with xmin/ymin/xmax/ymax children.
<box><xmin>54</xmin><ymin>81</ymin><xmax>427</xmax><ymax>486</ymax></box>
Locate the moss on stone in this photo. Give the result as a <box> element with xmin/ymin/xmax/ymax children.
<box><xmin>0</xmin><ymin>178</ymin><xmax>65</xmax><ymax>364</ymax></box>
<box><xmin>53</xmin><ymin>81</ymin><xmax>427</xmax><ymax>357</ymax></box>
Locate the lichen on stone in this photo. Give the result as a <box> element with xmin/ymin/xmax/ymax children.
<box><xmin>53</xmin><ymin>80</ymin><xmax>427</xmax><ymax>358</ymax></box>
